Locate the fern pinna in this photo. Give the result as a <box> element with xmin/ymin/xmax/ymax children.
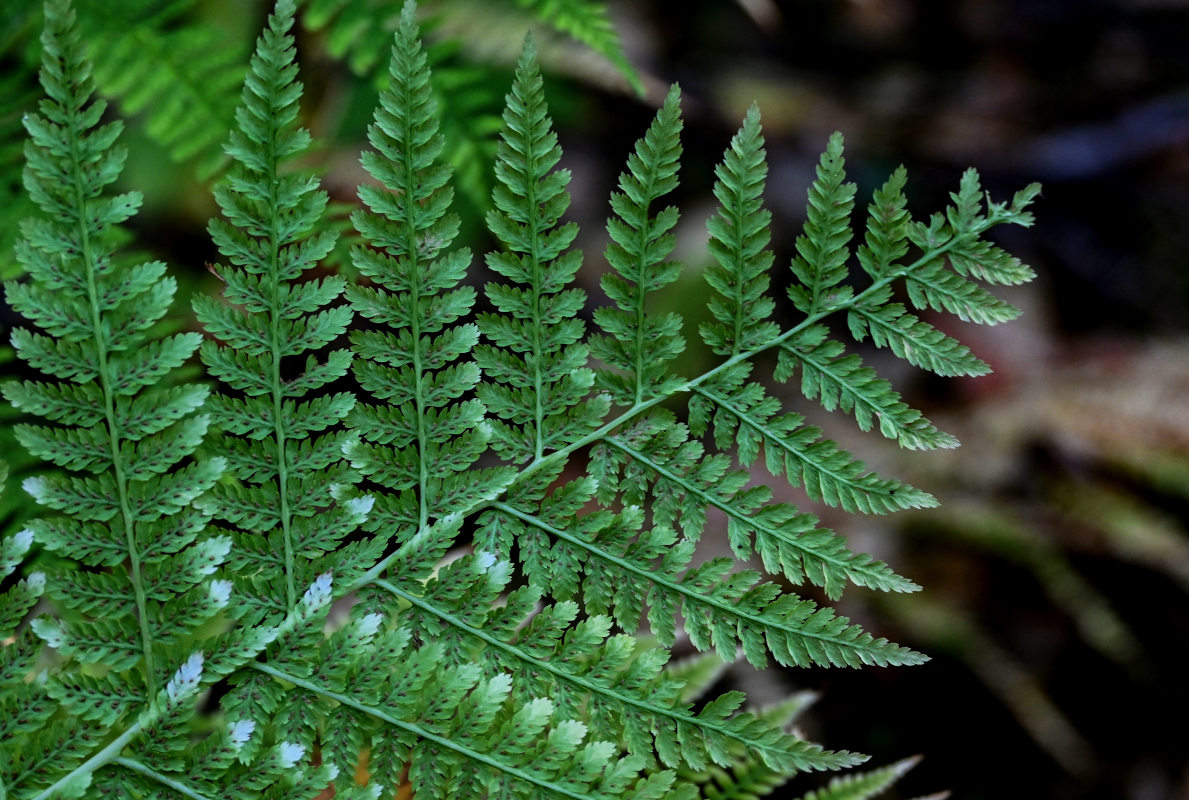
<box><xmin>1</xmin><ymin>0</ymin><xmax>1039</xmax><ymax>798</ymax></box>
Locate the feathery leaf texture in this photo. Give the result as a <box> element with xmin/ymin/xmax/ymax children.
<box><xmin>0</xmin><ymin>1</ymin><xmax>1039</xmax><ymax>797</ymax></box>
<box><xmin>475</xmin><ymin>35</ymin><xmax>609</xmax><ymax>462</ymax></box>
<box><xmin>794</xmin><ymin>756</ymin><xmax>925</xmax><ymax>800</ymax></box>
<box><xmin>304</xmin><ymin>0</ymin><xmax>643</xmax><ymax>92</ymax></box>
<box><xmin>591</xmin><ymin>84</ymin><xmax>686</xmax><ymax>405</ymax></box>
<box><xmin>192</xmin><ymin>0</ymin><xmax>366</xmax><ymax>616</ymax></box>
<box><xmin>344</xmin><ymin>1</ymin><xmax>512</xmax><ymax>545</ymax></box>
<box><xmin>1</xmin><ymin>1</ymin><xmax>229</xmax><ymax>795</ymax></box>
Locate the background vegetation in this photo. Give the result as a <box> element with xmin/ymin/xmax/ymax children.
<box><xmin>2</xmin><ymin>1</ymin><xmax>1186</xmax><ymax>798</ymax></box>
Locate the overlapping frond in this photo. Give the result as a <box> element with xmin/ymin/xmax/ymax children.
<box><xmin>680</xmin><ymin>694</ymin><xmax>821</xmax><ymax>800</ymax></box>
<box><xmin>77</xmin><ymin>1</ymin><xmax>243</xmax><ymax>175</ymax></box>
<box><xmin>0</xmin><ymin>3</ymin><xmax>228</xmax><ymax>794</ymax></box>
<box><xmin>192</xmin><ymin>0</ymin><xmax>369</xmax><ymax>617</ymax></box>
<box><xmin>303</xmin><ymin>0</ymin><xmax>642</xmax><ymax>92</ymax></box>
<box><xmin>0</xmin><ymin>464</ymin><xmax>42</xmax><ymax>638</ymax></box>
<box><xmin>794</xmin><ymin>756</ymin><xmax>924</xmax><ymax>800</ymax></box>
<box><xmin>0</xmin><ymin>462</ymin><xmax>55</xmax><ymax>795</ymax></box>
<box><xmin>513</xmin><ymin>0</ymin><xmax>643</xmax><ymax>93</ymax></box>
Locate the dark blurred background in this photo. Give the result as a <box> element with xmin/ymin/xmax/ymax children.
<box><xmin>596</xmin><ymin>3</ymin><xmax>1189</xmax><ymax>799</ymax></box>
<box><xmin>3</xmin><ymin>0</ymin><xmax>1188</xmax><ymax>798</ymax></box>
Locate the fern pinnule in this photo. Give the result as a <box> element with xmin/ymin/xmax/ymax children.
<box><xmin>475</xmin><ymin>33</ymin><xmax>610</xmax><ymax>464</ymax></box>
<box><xmin>4</xmin><ymin>0</ymin><xmax>226</xmax><ymax>733</ymax></box>
<box><xmin>344</xmin><ymin>0</ymin><xmax>512</xmax><ymax>545</ymax></box>
<box><xmin>787</xmin><ymin>132</ymin><xmax>857</xmax><ymax>317</ymax></box>
<box><xmin>701</xmin><ymin>104</ymin><xmax>779</xmax><ymax>357</ymax></box>
<box><xmin>591</xmin><ymin>83</ymin><xmax>686</xmax><ymax>406</ymax></box>
<box><xmin>193</xmin><ymin>0</ymin><xmax>367</xmax><ymax>617</ymax></box>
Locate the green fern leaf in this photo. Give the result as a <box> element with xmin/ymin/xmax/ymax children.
<box><xmin>489</xmin><ymin>496</ymin><xmax>925</xmax><ymax>670</ymax></box>
<box><xmin>193</xmin><ymin>0</ymin><xmax>366</xmax><ymax>617</ymax></box>
<box><xmin>690</xmin><ymin>363</ymin><xmax>936</xmax><ymax>515</ymax></box>
<box><xmin>787</xmin><ymin>132</ymin><xmax>857</xmax><ymax>316</ymax></box>
<box><xmin>777</xmin><ymin>325</ymin><xmax>958</xmax><ymax>450</ymax></box>
<box><xmin>592</xmin><ymin>409</ymin><xmax>919</xmax><ymax>598</ymax></box>
<box><xmin>368</xmin><ymin>554</ymin><xmax>858</xmax><ymax>776</ymax></box>
<box><xmin>795</xmin><ymin>756</ymin><xmax>923</xmax><ymax>800</ymax></box>
<box><xmin>701</xmin><ymin>104</ymin><xmax>779</xmax><ymax>357</ymax></box>
<box><xmin>512</xmin><ymin>0</ymin><xmax>644</xmax><ymax>93</ymax></box>
<box><xmin>0</xmin><ymin>530</ymin><xmax>43</xmax><ymax>637</ymax></box>
<box><xmin>856</xmin><ymin>166</ymin><xmax>910</xmax><ymax>281</ymax></box>
<box><xmin>846</xmin><ymin>298</ymin><xmax>990</xmax><ymax>378</ymax></box>
<box><xmin>475</xmin><ymin>34</ymin><xmax>609</xmax><ymax>462</ymax></box>
<box><xmin>0</xmin><ymin>2</ymin><xmax>235</xmax><ymax>796</ymax></box>
<box><xmin>244</xmin><ymin>592</ymin><xmax>691</xmax><ymax>800</ymax></box>
<box><xmin>0</xmin><ymin>465</ymin><xmax>54</xmax><ymax>794</ymax></box>
<box><xmin>591</xmin><ymin>84</ymin><xmax>687</xmax><ymax>406</ymax></box>
<box><xmin>1</xmin><ymin>1</ymin><xmax>1043</xmax><ymax>796</ymax></box>
<box><xmin>345</xmin><ymin>0</ymin><xmax>513</xmax><ymax>545</ymax></box>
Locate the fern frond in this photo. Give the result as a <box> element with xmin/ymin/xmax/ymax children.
<box><xmin>2</xmin><ymin>2</ymin><xmax>1044</xmax><ymax>796</ymax></box>
<box><xmin>305</xmin><ymin>0</ymin><xmax>643</xmax><ymax>92</ymax></box>
<box><xmin>591</xmin><ymin>84</ymin><xmax>687</xmax><ymax>406</ymax></box>
<box><xmin>345</xmin><ymin>0</ymin><xmax>513</xmax><ymax>544</ymax></box>
<box><xmin>475</xmin><ymin>34</ymin><xmax>609</xmax><ymax>462</ymax></box>
<box><xmin>690</xmin><ymin>363</ymin><xmax>936</xmax><ymax>515</ymax></box>
<box><xmin>777</xmin><ymin>324</ymin><xmax>958</xmax><ymax>450</ymax></box>
<box><xmin>0</xmin><ymin>466</ymin><xmax>44</xmax><ymax>637</ymax></box>
<box><xmin>193</xmin><ymin>0</ymin><xmax>366</xmax><ymax>617</ymax></box>
<box><xmin>77</xmin><ymin>2</ymin><xmax>244</xmax><ymax>174</ymax></box>
<box><xmin>233</xmin><ymin>579</ymin><xmax>690</xmax><ymax>800</ymax></box>
<box><xmin>0</xmin><ymin>464</ymin><xmax>55</xmax><ymax>797</ymax></box>
<box><xmin>0</xmin><ymin>2</ymin><xmax>233</xmax><ymax>795</ymax></box>
<box><xmin>512</xmin><ymin>0</ymin><xmax>643</xmax><ymax>93</ymax></box>
<box><xmin>592</xmin><ymin>411</ymin><xmax>919</xmax><ymax>599</ymax></box>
